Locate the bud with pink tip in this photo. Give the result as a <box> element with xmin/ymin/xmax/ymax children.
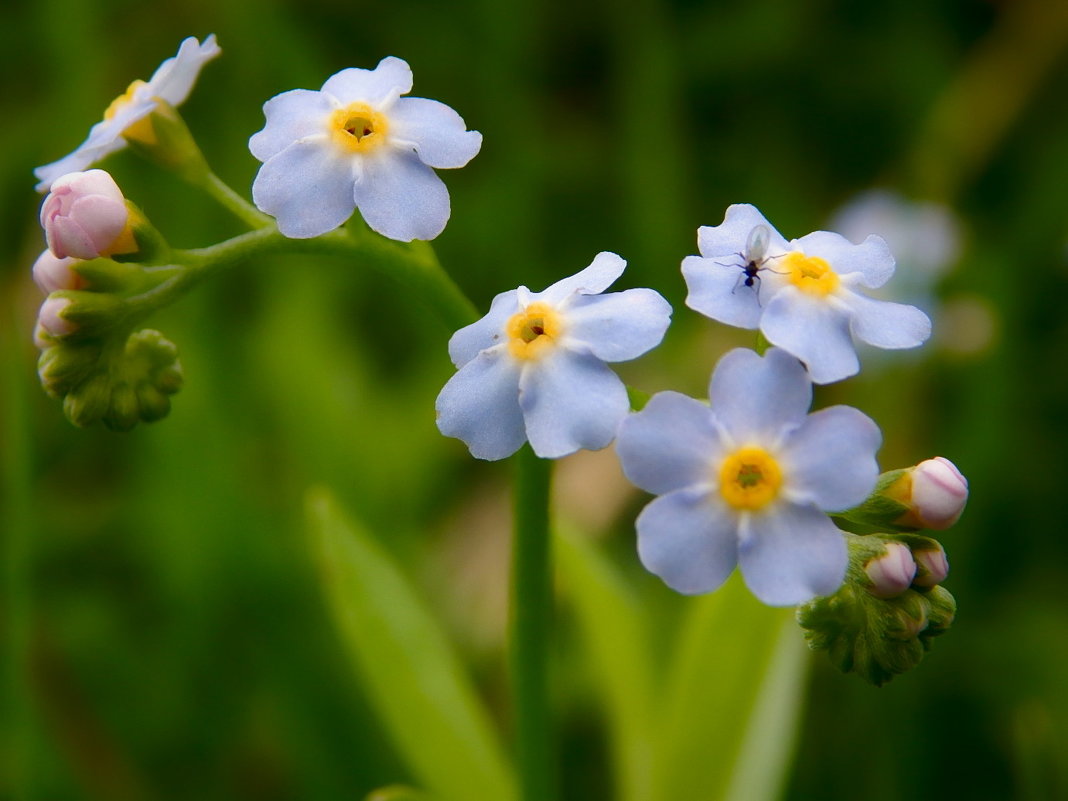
<box><xmin>911</xmin><ymin>542</ymin><xmax>950</xmax><ymax>587</ymax></box>
<box><xmin>864</xmin><ymin>542</ymin><xmax>917</xmax><ymax>599</ymax></box>
<box><xmin>38</xmin><ymin>296</ymin><xmax>76</xmax><ymax>338</ymax></box>
<box><xmin>32</xmin><ymin>250</ymin><xmax>86</xmax><ymax>294</ymax></box>
<box><xmin>40</xmin><ymin>170</ymin><xmax>135</xmax><ymax>260</ymax></box>
<box><xmin>909</xmin><ymin>457</ymin><xmax>968</xmax><ymax>530</ymax></box>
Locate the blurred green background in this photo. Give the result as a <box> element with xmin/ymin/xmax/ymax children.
<box><xmin>3</xmin><ymin>0</ymin><xmax>1068</xmax><ymax>798</ymax></box>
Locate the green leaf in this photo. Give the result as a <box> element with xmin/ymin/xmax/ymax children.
<box><xmin>555</xmin><ymin>527</ymin><xmax>656</xmax><ymax>801</ymax></box>
<box><xmin>306</xmin><ymin>489</ymin><xmax>516</xmax><ymax>801</ymax></box>
<box><xmin>653</xmin><ymin>573</ymin><xmax>796</xmax><ymax>801</ymax></box>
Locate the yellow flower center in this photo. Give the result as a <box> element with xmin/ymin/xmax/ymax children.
<box><xmin>330</xmin><ymin>102</ymin><xmax>390</xmax><ymax>153</ymax></box>
<box><xmin>104</xmin><ymin>79</ymin><xmax>147</xmax><ymax>121</ymax></box>
<box><xmin>718</xmin><ymin>446</ymin><xmax>783</xmax><ymax>511</ymax></box>
<box><xmin>783</xmin><ymin>251</ymin><xmax>839</xmax><ymax>296</ymax></box>
<box><xmin>506</xmin><ymin>302</ymin><xmax>563</xmax><ymax>360</ymax></box>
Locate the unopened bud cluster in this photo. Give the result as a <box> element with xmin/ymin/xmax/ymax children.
<box><xmin>799</xmin><ymin>458</ymin><xmax>966</xmax><ymax>685</ymax></box>
<box><xmin>32</xmin><ymin>170</ymin><xmax>183</xmax><ymax>431</ymax></box>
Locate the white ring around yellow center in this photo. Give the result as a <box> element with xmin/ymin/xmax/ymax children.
<box><xmin>718</xmin><ymin>446</ymin><xmax>783</xmax><ymax>511</ymax></box>
<box><xmin>506</xmin><ymin>302</ymin><xmax>563</xmax><ymax>360</ymax></box>
<box><xmin>783</xmin><ymin>251</ymin><xmax>839</xmax><ymax>296</ymax></box>
<box><xmin>330</xmin><ymin>102</ymin><xmax>390</xmax><ymax>153</ymax></box>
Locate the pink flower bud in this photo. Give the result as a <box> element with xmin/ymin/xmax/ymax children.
<box><xmin>910</xmin><ymin>457</ymin><xmax>968</xmax><ymax>530</ymax></box>
<box><xmin>41</xmin><ymin>170</ymin><xmax>131</xmax><ymax>260</ymax></box>
<box><xmin>38</xmin><ymin>296</ymin><xmax>76</xmax><ymax>338</ymax></box>
<box><xmin>32</xmin><ymin>250</ymin><xmax>85</xmax><ymax>294</ymax></box>
<box><xmin>865</xmin><ymin>542</ymin><xmax>917</xmax><ymax>599</ymax></box>
<box><xmin>911</xmin><ymin>544</ymin><xmax>950</xmax><ymax>588</ymax></box>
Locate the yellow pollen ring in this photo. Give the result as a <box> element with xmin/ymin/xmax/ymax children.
<box><xmin>506</xmin><ymin>302</ymin><xmax>563</xmax><ymax>360</ymax></box>
<box><xmin>104</xmin><ymin>79</ymin><xmax>147</xmax><ymax>121</ymax></box>
<box><xmin>783</xmin><ymin>251</ymin><xmax>839</xmax><ymax>296</ymax></box>
<box><xmin>330</xmin><ymin>102</ymin><xmax>390</xmax><ymax>153</ymax></box>
<box><xmin>718</xmin><ymin>446</ymin><xmax>783</xmax><ymax>511</ymax></box>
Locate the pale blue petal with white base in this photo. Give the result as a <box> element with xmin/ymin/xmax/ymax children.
<box><xmin>636</xmin><ymin>486</ymin><xmax>739</xmax><ymax>595</ymax></box>
<box><xmin>793</xmin><ymin>230</ymin><xmax>896</xmax><ymax>288</ymax></box>
<box><xmin>538</xmin><ymin>252</ymin><xmax>626</xmax><ymax>306</ymax></box>
<box><xmin>249</xmin><ymin>90</ymin><xmax>336</xmax><ymax>162</ymax></box>
<box><xmin>519</xmin><ymin>350</ymin><xmax>630</xmax><ymax>458</ymax></box>
<box><xmin>616</xmin><ymin>391</ymin><xmax>726</xmax><ymax>496</ymax></box>
<box><xmin>252</xmin><ymin>141</ymin><xmax>357</xmax><ymax>239</ymax></box>
<box><xmin>737</xmin><ymin>504</ymin><xmax>848</xmax><ymax>606</ymax></box>
<box><xmin>760</xmin><ymin>289</ymin><xmax>859</xmax><ymax>384</ymax></box>
<box><xmin>682</xmin><ymin>254</ymin><xmax>763</xmax><ymax>329</ymax></box>
<box><xmin>708</xmin><ymin>348</ymin><xmax>811</xmax><ymax>444</ymax></box>
<box><xmin>390</xmin><ymin>98</ymin><xmax>484</xmax><ymax>169</ymax></box>
<box><xmin>696</xmin><ymin>203</ymin><xmax>788</xmax><ymax>259</ymax></box>
<box><xmin>845</xmin><ymin>291</ymin><xmax>932</xmax><ymax>349</ymax></box>
<box><xmin>563</xmin><ymin>289</ymin><xmax>672</xmax><ymax>362</ymax></box>
<box><xmin>321</xmin><ymin>57</ymin><xmax>413</xmax><ymax>105</ymax></box>
<box><xmin>436</xmin><ymin>348</ymin><xmax>526</xmax><ymax>461</ymax></box>
<box><xmin>447</xmin><ymin>290</ymin><xmax>519</xmax><ymax>367</ymax></box>
<box><xmin>354</xmin><ymin>150</ymin><xmax>451</xmax><ymax>242</ymax></box>
<box><xmin>779</xmin><ymin>406</ymin><xmax>881</xmax><ymax>511</ymax></box>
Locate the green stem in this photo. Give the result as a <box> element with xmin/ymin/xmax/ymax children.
<box><xmin>199</xmin><ymin>170</ymin><xmax>274</xmax><ymax>230</ymax></box>
<box><xmin>510</xmin><ymin>445</ymin><xmax>555</xmax><ymax>801</ymax></box>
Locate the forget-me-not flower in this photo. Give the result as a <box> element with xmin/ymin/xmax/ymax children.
<box><xmin>616</xmin><ymin>347</ymin><xmax>881</xmax><ymax>606</ymax></box>
<box><xmin>436</xmin><ymin>252</ymin><xmax>671</xmax><ymax>460</ymax></box>
<box><xmin>682</xmin><ymin>203</ymin><xmax>932</xmax><ymax>384</ymax></box>
<box><xmin>249</xmin><ymin>57</ymin><xmax>482</xmax><ymax>242</ymax></box>
<box><xmin>34</xmin><ymin>36</ymin><xmax>221</xmax><ymax>192</ymax></box>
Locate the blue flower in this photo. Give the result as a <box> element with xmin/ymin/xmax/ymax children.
<box><xmin>250</xmin><ymin>57</ymin><xmax>482</xmax><ymax>241</ymax></box>
<box><xmin>436</xmin><ymin>252</ymin><xmax>671</xmax><ymax>460</ymax></box>
<box><xmin>616</xmin><ymin>347</ymin><xmax>881</xmax><ymax>606</ymax></box>
<box><xmin>682</xmin><ymin>203</ymin><xmax>932</xmax><ymax>384</ymax></box>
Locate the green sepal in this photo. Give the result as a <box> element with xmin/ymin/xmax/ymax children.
<box><xmin>797</xmin><ymin>532</ymin><xmax>957</xmax><ymax>686</ymax></box>
<box><xmin>111</xmin><ymin>202</ymin><xmax>171</xmax><ymax>265</ymax></box>
<box><xmin>831</xmin><ymin>468</ymin><xmax>913</xmax><ymax>534</ymax></box>
<box><xmin>123</xmin><ymin>101</ymin><xmax>211</xmax><ymax>184</ymax></box>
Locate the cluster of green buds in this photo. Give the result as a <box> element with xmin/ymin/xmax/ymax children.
<box><xmin>32</xmin><ymin>169</ymin><xmax>184</xmax><ymax>430</ymax></box>
<box><xmin>798</xmin><ymin>457</ymin><xmax>968</xmax><ymax>685</ymax></box>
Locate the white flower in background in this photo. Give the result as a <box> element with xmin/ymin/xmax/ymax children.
<box><xmin>615</xmin><ymin>347</ymin><xmax>881</xmax><ymax>606</ymax></box>
<box><xmin>436</xmin><ymin>252</ymin><xmax>671</xmax><ymax>460</ymax></box>
<box><xmin>249</xmin><ymin>56</ymin><xmax>482</xmax><ymax>242</ymax></box>
<box><xmin>41</xmin><ymin>170</ymin><xmax>133</xmax><ymax>260</ymax></box>
<box><xmin>34</xmin><ymin>36</ymin><xmax>221</xmax><ymax>192</ymax></box>
<box><xmin>682</xmin><ymin>203</ymin><xmax>932</xmax><ymax>384</ymax></box>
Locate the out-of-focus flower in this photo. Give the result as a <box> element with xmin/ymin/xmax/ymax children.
<box><xmin>683</xmin><ymin>203</ymin><xmax>932</xmax><ymax>384</ymax></box>
<box><xmin>616</xmin><ymin>347</ymin><xmax>881</xmax><ymax>606</ymax></box>
<box><xmin>436</xmin><ymin>252</ymin><xmax>671</xmax><ymax>460</ymax></box>
<box><xmin>32</xmin><ymin>251</ymin><xmax>84</xmax><ymax>294</ymax></box>
<box><xmin>41</xmin><ymin>170</ymin><xmax>134</xmax><ymax>259</ymax></box>
<box><xmin>34</xmin><ymin>35</ymin><xmax>221</xmax><ymax>192</ymax></box>
<box><xmin>250</xmin><ymin>56</ymin><xmax>482</xmax><ymax>241</ymax></box>
<box><xmin>864</xmin><ymin>542</ymin><xmax>917</xmax><ymax>598</ymax></box>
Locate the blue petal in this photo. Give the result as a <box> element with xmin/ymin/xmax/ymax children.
<box><xmin>250</xmin><ymin>89</ymin><xmax>336</xmax><ymax>163</ymax></box>
<box><xmin>636</xmin><ymin>486</ymin><xmax>739</xmax><ymax>595</ymax></box>
<box><xmin>252</xmin><ymin>140</ymin><xmax>357</xmax><ymax>239</ymax></box>
<box><xmin>390</xmin><ymin>97</ymin><xmax>482</xmax><ymax>169</ymax></box>
<box><xmin>320</xmin><ymin>57</ymin><xmax>413</xmax><ymax>105</ymax></box>
<box><xmin>682</xmin><ymin>254</ymin><xmax>763</xmax><ymax>329</ymax></box>
<box><xmin>793</xmin><ymin>230</ymin><xmax>895</xmax><ymax>289</ymax></box>
<box><xmin>737</xmin><ymin>503</ymin><xmax>847</xmax><ymax>606</ymax></box>
<box><xmin>780</xmin><ymin>406</ymin><xmax>881</xmax><ymax>511</ymax></box>
<box><xmin>562</xmin><ymin>289</ymin><xmax>671</xmax><ymax>363</ymax></box>
<box><xmin>355</xmin><ymin>149</ymin><xmax>450</xmax><ymax>242</ymax></box>
<box><xmin>436</xmin><ymin>347</ymin><xmax>525</xmax><ymax>461</ymax></box>
<box><xmin>536</xmin><ymin>252</ymin><xmax>626</xmax><ymax>306</ymax></box>
<box><xmin>519</xmin><ymin>349</ymin><xmax>629</xmax><ymax>458</ymax></box>
<box><xmin>695</xmin><ymin>204</ymin><xmax>789</xmax><ymax>260</ymax></box>
<box><xmin>844</xmin><ymin>291</ymin><xmax>932</xmax><ymax>349</ymax></box>
<box><xmin>708</xmin><ymin>348</ymin><xmax>811</xmax><ymax>444</ymax></box>
<box><xmin>447</xmin><ymin>290</ymin><xmax>519</xmax><ymax>367</ymax></box>
<box><xmin>616</xmin><ymin>391</ymin><xmax>725</xmax><ymax>495</ymax></box>
<box><xmin>759</xmin><ymin>289</ymin><xmax>859</xmax><ymax>384</ymax></box>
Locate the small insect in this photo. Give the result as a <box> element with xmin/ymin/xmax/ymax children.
<box><xmin>715</xmin><ymin>224</ymin><xmax>783</xmax><ymax>300</ymax></box>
